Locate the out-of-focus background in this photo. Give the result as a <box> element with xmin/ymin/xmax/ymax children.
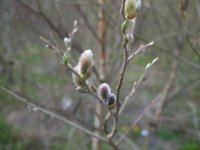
<box><xmin>0</xmin><ymin>0</ymin><xmax>200</xmax><ymax>150</ymax></box>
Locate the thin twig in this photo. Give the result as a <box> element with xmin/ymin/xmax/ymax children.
<box><xmin>106</xmin><ymin>0</ymin><xmax>155</xmax><ymax>139</ymax></box>
<box><xmin>110</xmin><ymin>24</ymin><xmax>129</xmax><ymax>140</ymax></box>
<box><xmin>0</xmin><ymin>85</ymin><xmax>107</xmax><ymax>142</ymax></box>
<box><xmin>116</xmin><ymin>94</ymin><xmax>161</xmax><ymax>145</ymax></box>
<box><xmin>40</xmin><ymin>37</ymin><xmax>80</xmax><ymax>77</ymax></box>
<box><xmin>116</xmin><ymin>47</ymin><xmax>129</xmax><ymax>103</ymax></box>
<box><xmin>117</xmin><ymin>132</ymin><xmax>141</xmax><ymax>150</ymax></box>
<box><xmin>106</xmin><ymin>57</ymin><xmax>158</xmax><ymax>138</ymax></box>
<box><xmin>85</xmin><ymin>84</ymin><xmax>103</xmax><ymax>103</ymax></box>
<box><xmin>186</xmin><ymin>33</ymin><xmax>200</xmax><ymax>58</ymax></box>
<box><xmin>105</xmin><ymin>0</ymin><xmax>129</xmax><ymax>139</ymax></box>
<box><xmin>40</xmin><ymin>37</ymin><xmax>103</xmax><ymax>103</ymax></box>
<box><xmin>128</xmin><ymin>41</ymin><xmax>154</xmax><ymax>62</ymax></box>
<box><xmin>119</xmin><ymin>57</ymin><xmax>159</xmax><ymax>114</ymax></box>
<box><xmin>120</xmin><ymin>0</ymin><xmax>126</xmax><ymax>20</ymax></box>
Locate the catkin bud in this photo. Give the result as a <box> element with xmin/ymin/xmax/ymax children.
<box><xmin>108</xmin><ymin>93</ymin><xmax>116</xmax><ymax>111</ymax></box>
<box><xmin>124</xmin><ymin>0</ymin><xmax>141</xmax><ymax>19</ymax></box>
<box><xmin>78</xmin><ymin>49</ymin><xmax>94</xmax><ymax>80</ymax></box>
<box><xmin>64</xmin><ymin>37</ymin><xmax>71</xmax><ymax>47</ymax></box>
<box><xmin>98</xmin><ymin>83</ymin><xmax>111</xmax><ymax>103</ymax></box>
<box><xmin>72</xmin><ymin>65</ymin><xmax>85</xmax><ymax>89</ymax></box>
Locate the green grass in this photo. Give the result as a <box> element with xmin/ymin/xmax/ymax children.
<box><xmin>178</xmin><ymin>140</ymin><xmax>200</xmax><ymax>150</ymax></box>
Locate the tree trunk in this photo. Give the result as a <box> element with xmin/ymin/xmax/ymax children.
<box><xmin>92</xmin><ymin>0</ymin><xmax>106</xmax><ymax>150</ymax></box>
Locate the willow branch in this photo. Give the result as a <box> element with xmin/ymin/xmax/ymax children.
<box><xmin>119</xmin><ymin>57</ymin><xmax>159</xmax><ymax>114</ymax></box>
<box><xmin>120</xmin><ymin>0</ymin><xmax>126</xmax><ymax>20</ymax></box>
<box><xmin>116</xmin><ymin>94</ymin><xmax>161</xmax><ymax>145</ymax></box>
<box><xmin>0</xmin><ymin>85</ymin><xmax>107</xmax><ymax>142</ymax></box>
<box><xmin>40</xmin><ymin>37</ymin><xmax>103</xmax><ymax>103</ymax></box>
<box><xmin>186</xmin><ymin>33</ymin><xmax>200</xmax><ymax>58</ymax></box>
<box><xmin>40</xmin><ymin>37</ymin><xmax>81</xmax><ymax>78</ymax></box>
<box><xmin>128</xmin><ymin>41</ymin><xmax>154</xmax><ymax>62</ymax></box>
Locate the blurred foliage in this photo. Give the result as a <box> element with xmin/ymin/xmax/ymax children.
<box><xmin>156</xmin><ymin>128</ymin><xmax>179</xmax><ymax>140</ymax></box>
<box><xmin>101</xmin><ymin>143</ymin><xmax>111</xmax><ymax>150</ymax></box>
<box><xmin>178</xmin><ymin>140</ymin><xmax>199</xmax><ymax>150</ymax></box>
<box><xmin>50</xmin><ymin>144</ymin><xmax>69</xmax><ymax>150</ymax></box>
<box><xmin>134</xmin><ymin>55</ymin><xmax>154</xmax><ymax>66</ymax></box>
<box><xmin>0</xmin><ymin>115</ymin><xmax>26</xmax><ymax>150</ymax></box>
<box><xmin>0</xmin><ymin>82</ymin><xmax>17</xmax><ymax>105</ymax></box>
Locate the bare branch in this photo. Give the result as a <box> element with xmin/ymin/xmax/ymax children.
<box><xmin>186</xmin><ymin>33</ymin><xmax>200</xmax><ymax>58</ymax></box>
<box><xmin>40</xmin><ymin>36</ymin><xmax>81</xmax><ymax>78</ymax></box>
<box><xmin>128</xmin><ymin>41</ymin><xmax>154</xmax><ymax>62</ymax></box>
<box><xmin>119</xmin><ymin>57</ymin><xmax>159</xmax><ymax>114</ymax></box>
<box><xmin>117</xmin><ymin>132</ymin><xmax>141</xmax><ymax>150</ymax></box>
<box><xmin>0</xmin><ymin>85</ymin><xmax>107</xmax><ymax>142</ymax></box>
<box><xmin>135</xmin><ymin>35</ymin><xmax>200</xmax><ymax>71</ymax></box>
<box><xmin>116</xmin><ymin>94</ymin><xmax>161</xmax><ymax>145</ymax></box>
<box><xmin>105</xmin><ymin>57</ymin><xmax>158</xmax><ymax>139</ymax></box>
<box><xmin>120</xmin><ymin>0</ymin><xmax>126</xmax><ymax>20</ymax></box>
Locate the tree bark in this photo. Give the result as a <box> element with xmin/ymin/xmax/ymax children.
<box><xmin>92</xmin><ymin>0</ymin><xmax>106</xmax><ymax>150</ymax></box>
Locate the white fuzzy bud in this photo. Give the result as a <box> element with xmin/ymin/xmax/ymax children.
<box><xmin>64</xmin><ymin>37</ymin><xmax>71</xmax><ymax>46</ymax></box>
<box><xmin>72</xmin><ymin>65</ymin><xmax>85</xmax><ymax>89</ymax></box>
<box><xmin>78</xmin><ymin>49</ymin><xmax>94</xmax><ymax>79</ymax></box>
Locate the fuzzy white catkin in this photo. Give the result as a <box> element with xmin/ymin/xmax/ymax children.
<box><xmin>80</xmin><ymin>50</ymin><xmax>93</xmax><ymax>60</ymax></box>
<box><xmin>64</xmin><ymin>37</ymin><xmax>71</xmax><ymax>46</ymax></box>
<box><xmin>78</xmin><ymin>50</ymin><xmax>94</xmax><ymax>66</ymax></box>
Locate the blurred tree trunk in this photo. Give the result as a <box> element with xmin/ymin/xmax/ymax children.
<box><xmin>92</xmin><ymin>0</ymin><xmax>106</xmax><ymax>150</ymax></box>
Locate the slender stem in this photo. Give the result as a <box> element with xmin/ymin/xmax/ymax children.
<box><xmin>106</xmin><ymin>1</ymin><xmax>129</xmax><ymax>139</ymax></box>
<box><xmin>120</xmin><ymin>0</ymin><xmax>126</xmax><ymax>20</ymax></box>
<box><xmin>0</xmin><ymin>85</ymin><xmax>108</xmax><ymax>142</ymax></box>
<box><xmin>119</xmin><ymin>57</ymin><xmax>159</xmax><ymax>114</ymax></box>
<box><xmin>40</xmin><ymin>37</ymin><xmax>81</xmax><ymax>78</ymax></box>
<box><xmin>128</xmin><ymin>41</ymin><xmax>154</xmax><ymax>62</ymax></box>
<box><xmin>116</xmin><ymin>94</ymin><xmax>161</xmax><ymax>145</ymax></box>
<box><xmin>116</xmin><ymin>47</ymin><xmax>128</xmax><ymax>102</ymax></box>
<box><xmin>41</xmin><ymin>37</ymin><xmax>103</xmax><ymax>104</ymax></box>
<box><xmin>85</xmin><ymin>84</ymin><xmax>103</xmax><ymax>103</ymax></box>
